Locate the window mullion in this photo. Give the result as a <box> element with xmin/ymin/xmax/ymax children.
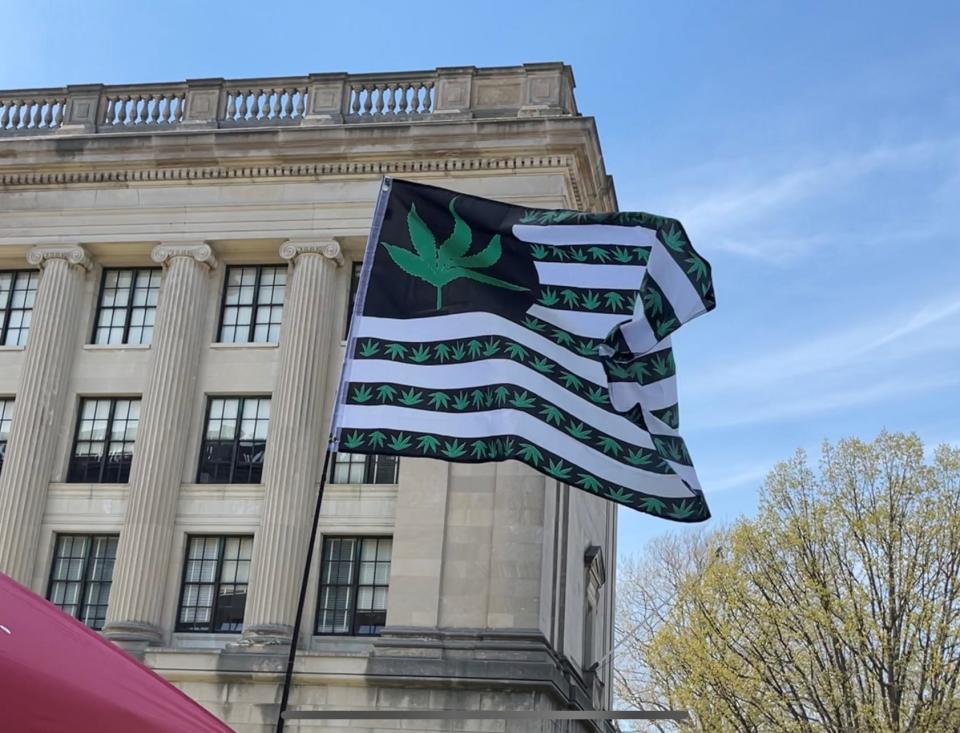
<box><xmin>99</xmin><ymin>400</ymin><xmax>116</xmax><ymax>483</ymax></box>
<box><xmin>0</xmin><ymin>272</ymin><xmax>13</xmax><ymax>345</ymax></box>
<box><xmin>229</xmin><ymin>399</ymin><xmax>243</xmax><ymax>483</ymax></box>
<box><xmin>249</xmin><ymin>267</ymin><xmax>263</xmax><ymax>343</ymax></box>
<box><xmin>122</xmin><ymin>270</ymin><xmax>136</xmax><ymax>344</ymax></box>
<box><xmin>78</xmin><ymin>536</ymin><xmax>96</xmax><ymax>623</ymax></box>
<box><xmin>350</xmin><ymin>539</ymin><xmax>362</xmax><ymax>635</ymax></box>
<box><xmin>210</xmin><ymin>536</ymin><xmax>226</xmax><ymax>633</ymax></box>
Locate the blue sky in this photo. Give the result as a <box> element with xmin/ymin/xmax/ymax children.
<box><xmin>5</xmin><ymin>1</ymin><xmax>958</xmax><ymax>556</ymax></box>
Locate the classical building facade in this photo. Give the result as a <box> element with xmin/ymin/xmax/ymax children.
<box><xmin>0</xmin><ymin>64</ymin><xmax>618</xmax><ymax>732</ymax></box>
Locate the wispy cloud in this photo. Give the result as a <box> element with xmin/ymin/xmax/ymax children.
<box><xmin>685</xmin><ymin>292</ymin><xmax>960</xmax><ymax>397</ymax></box>
<box><xmin>671</xmin><ymin>138</ymin><xmax>960</xmax><ymax>263</ymax></box>
<box><xmin>691</xmin><ymin>372</ymin><xmax>960</xmax><ymax>431</ymax></box>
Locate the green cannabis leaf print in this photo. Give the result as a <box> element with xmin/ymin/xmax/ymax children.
<box><xmin>381</xmin><ymin>197</ymin><xmax>529</xmax><ymax>310</ymax></box>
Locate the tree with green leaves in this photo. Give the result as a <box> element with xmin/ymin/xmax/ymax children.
<box><xmin>616</xmin><ymin>432</ymin><xmax>960</xmax><ymax>732</ymax></box>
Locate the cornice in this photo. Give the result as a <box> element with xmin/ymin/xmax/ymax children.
<box><xmin>0</xmin><ymin>154</ymin><xmax>591</xmax><ymax>202</ymax></box>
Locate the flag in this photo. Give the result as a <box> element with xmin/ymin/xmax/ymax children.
<box><xmin>331</xmin><ymin>178</ymin><xmax>716</xmax><ymax>522</ymax></box>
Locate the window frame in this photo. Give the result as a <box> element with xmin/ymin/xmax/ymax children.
<box><xmin>315</xmin><ymin>534</ymin><xmax>392</xmax><ymax>637</ymax></box>
<box><xmin>329</xmin><ymin>452</ymin><xmax>399</xmax><ymax>485</ymax></box>
<box><xmin>216</xmin><ymin>264</ymin><xmax>287</xmax><ymax>344</ymax></box>
<box><xmin>46</xmin><ymin>533</ymin><xmax>119</xmax><ymax>631</ymax></box>
<box><xmin>196</xmin><ymin>395</ymin><xmax>271</xmax><ymax>484</ymax></box>
<box><xmin>175</xmin><ymin>534</ymin><xmax>253</xmax><ymax>634</ymax></box>
<box><xmin>0</xmin><ymin>269</ymin><xmax>39</xmax><ymax>347</ymax></box>
<box><xmin>67</xmin><ymin>397</ymin><xmax>140</xmax><ymax>484</ymax></box>
<box><xmin>90</xmin><ymin>267</ymin><xmax>161</xmax><ymax>346</ymax></box>
<box><xmin>344</xmin><ymin>260</ymin><xmax>362</xmax><ymax>339</ymax></box>
<box><xmin>0</xmin><ymin>397</ymin><xmax>12</xmax><ymax>474</ymax></box>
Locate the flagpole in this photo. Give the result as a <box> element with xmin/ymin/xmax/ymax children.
<box><xmin>275</xmin><ymin>447</ymin><xmax>333</xmax><ymax>733</ymax></box>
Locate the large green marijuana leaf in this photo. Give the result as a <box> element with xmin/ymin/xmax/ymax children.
<box><xmin>381</xmin><ymin>197</ymin><xmax>528</xmax><ymax>310</ymax></box>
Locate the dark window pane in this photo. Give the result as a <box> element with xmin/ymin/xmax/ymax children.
<box><xmin>0</xmin><ymin>271</ymin><xmax>39</xmax><ymax>346</ymax></box>
<box><xmin>345</xmin><ymin>261</ymin><xmax>361</xmax><ymax>338</ymax></box>
<box><xmin>330</xmin><ymin>453</ymin><xmax>399</xmax><ymax>485</ymax></box>
<box><xmin>177</xmin><ymin>535</ymin><xmax>252</xmax><ymax>633</ymax></box>
<box><xmin>47</xmin><ymin>533</ymin><xmax>118</xmax><ymax>630</ymax></box>
<box><xmin>218</xmin><ymin>266</ymin><xmax>286</xmax><ymax>344</ymax></box>
<box><xmin>93</xmin><ymin>268</ymin><xmax>160</xmax><ymax>346</ymax></box>
<box><xmin>197</xmin><ymin>397</ymin><xmax>270</xmax><ymax>484</ymax></box>
<box><xmin>68</xmin><ymin>398</ymin><xmax>140</xmax><ymax>484</ymax></box>
<box><xmin>316</xmin><ymin>536</ymin><xmax>391</xmax><ymax>636</ymax></box>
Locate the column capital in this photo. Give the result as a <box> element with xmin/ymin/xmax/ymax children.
<box><xmin>150</xmin><ymin>242</ymin><xmax>218</xmax><ymax>269</ymax></box>
<box><xmin>279</xmin><ymin>238</ymin><xmax>343</xmax><ymax>267</ymax></box>
<box><xmin>26</xmin><ymin>244</ymin><xmax>92</xmax><ymax>271</ymax></box>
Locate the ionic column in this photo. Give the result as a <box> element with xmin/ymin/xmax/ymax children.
<box><xmin>0</xmin><ymin>245</ymin><xmax>92</xmax><ymax>584</ymax></box>
<box><xmin>102</xmin><ymin>243</ymin><xmax>217</xmax><ymax>648</ymax></box>
<box><xmin>240</xmin><ymin>239</ymin><xmax>342</xmax><ymax>645</ymax></box>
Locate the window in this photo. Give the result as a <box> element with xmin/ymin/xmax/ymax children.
<box><xmin>92</xmin><ymin>268</ymin><xmax>161</xmax><ymax>345</ymax></box>
<box><xmin>0</xmin><ymin>398</ymin><xmax>12</xmax><ymax>473</ymax></box>
<box><xmin>67</xmin><ymin>398</ymin><xmax>140</xmax><ymax>483</ymax></box>
<box><xmin>176</xmin><ymin>535</ymin><xmax>252</xmax><ymax>633</ymax></box>
<box><xmin>316</xmin><ymin>536</ymin><xmax>392</xmax><ymax>636</ymax></box>
<box><xmin>218</xmin><ymin>265</ymin><xmax>286</xmax><ymax>343</ymax></box>
<box><xmin>47</xmin><ymin>534</ymin><xmax>118</xmax><ymax>630</ymax></box>
<box><xmin>0</xmin><ymin>270</ymin><xmax>39</xmax><ymax>346</ymax></box>
<box><xmin>330</xmin><ymin>453</ymin><xmax>399</xmax><ymax>484</ymax></box>
<box><xmin>344</xmin><ymin>260</ymin><xmax>361</xmax><ymax>338</ymax></box>
<box><xmin>197</xmin><ymin>396</ymin><xmax>270</xmax><ymax>483</ymax></box>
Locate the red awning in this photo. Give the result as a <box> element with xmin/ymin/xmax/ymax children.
<box><xmin>0</xmin><ymin>573</ymin><xmax>233</xmax><ymax>732</ymax></box>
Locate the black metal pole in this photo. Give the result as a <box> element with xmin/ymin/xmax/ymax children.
<box><xmin>275</xmin><ymin>447</ymin><xmax>333</xmax><ymax>733</ymax></box>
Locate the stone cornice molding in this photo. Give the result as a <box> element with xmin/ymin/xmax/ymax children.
<box><xmin>279</xmin><ymin>239</ymin><xmax>343</xmax><ymax>267</ymax></box>
<box><xmin>0</xmin><ymin>154</ymin><xmax>601</xmax><ymax>206</ymax></box>
<box><xmin>151</xmin><ymin>242</ymin><xmax>218</xmax><ymax>270</ymax></box>
<box><xmin>26</xmin><ymin>244</ymin><xmax>92</xmax><ymax>271</ymax></box>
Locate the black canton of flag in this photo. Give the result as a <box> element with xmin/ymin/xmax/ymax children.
<box><xmin>332</xmin><ymin>178</ymin><xmax>716</xmax><ymax>523</ymax></box>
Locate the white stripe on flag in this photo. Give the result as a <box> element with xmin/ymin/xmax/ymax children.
<box><xmin>514</xmin><ymin>224</ymin><xmax>658</xmax><ymax>247</ymax></box>
<box><xmin>527</xmin><ymin>305</ymin><xmax>628</xmax><ymax>339</ymax></box>
<box><xmin>348</xmin><ymin>358</ymin><xmax>669</xmax><ymax>450</ymax></box>
<box><xmin>338</xmin><ymin>404</ymin><xmax>697</xmax><ymax>499</ymax></box>
<box><xmin>646</xmin><ymin>244</ymin><xmax>706</xmax><ymax>325</ymax></box>
<box><xmin>608</xmin><ymin>377</ymin><xmax>678</xmax><ymax>413</ymax></box>
<box><xmin>355</xmin><ymin>313</ymin><xmax>607</xmax><ymax>383</ymax></box>
<box><xmin>534</xmin><ymin>262</ymin><xmax>647</xmax><ymax>290</ymax></box>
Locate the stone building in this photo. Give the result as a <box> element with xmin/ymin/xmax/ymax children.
<box><xmin>0</xmin><ymin>64</ymin><xmax>618</xmax><ymax>732</ymax></box>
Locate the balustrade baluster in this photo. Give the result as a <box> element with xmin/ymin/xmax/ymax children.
<box><xmin>362</xmin><ymin>85</ymin><xmax>374</xmax><ymax>115</ymax></box>
<box><xmin>295</xmin><ymin>88</ymin><xmax>306</xmax><ymax>118</ymax></box>
<box><xmin>350</xmin><ymin>86</ymin><xmax>361</xmax><ymax>115</ymax></box>
<box><xmin>424</xmin><ymin>82</ymin><xmax>435</xmax><ymax>113</ymax></box>
<box><xmin>41</xmin><ymin>101</ymin><xmax>52</xmax><ymax>128</ymax></box>
<box><xmin>237</xmin><ymin>90</ymin><xmax>248</xmax><ymax>120</ymax></box>
<box><xmin>372</xmin><ymin>85</ymin><xmax>383</xmax><ymax>115</ymax></box>
<box><xmin>282</xmin><ymin>89</ymin><xmax>293</xmax><ymax>119</ymax></box>
<box><xmin>269</xmin><ymin>89</ymin><xmax>279</xmax><ymax>119</ymax></box>
<box><xmin>54</xmin><ymin>100</ymin><xmax>64</xmax><ymax>127</ymax></box>
<box><xmin>1</xmin><ymin>103</ymin><xmax>9</xmax><ymax>129</ymax></box>
<box><xmin>384</xmin><ymin>84</ymin><xmax>396</xmax><ymax>114</ymax></box>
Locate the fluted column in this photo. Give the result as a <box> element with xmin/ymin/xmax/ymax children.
<box><xmin>0</xmin><ymin>245</ymin><xmax>92</xmax><ymax>584</ymax></box>
<box><xmin>240</xmin><ymin>239</ymin><xmax>342</xmax><ymax>645</ymax></box>
<box><xmin>102</xmin><ymin>243</ymin><xmax>217</xmax><ymax>647</ymax></box>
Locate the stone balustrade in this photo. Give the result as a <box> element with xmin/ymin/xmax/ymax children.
<box><xmin>0</xmin><ymin>63</ymin><xmax>577</xmax><ymax>137</ymax></box>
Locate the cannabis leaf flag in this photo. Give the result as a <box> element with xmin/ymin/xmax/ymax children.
<box><xmin>331</xmin><ymin>178</ymin><xmax>716</xmax><ymax>522</ymax></box>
